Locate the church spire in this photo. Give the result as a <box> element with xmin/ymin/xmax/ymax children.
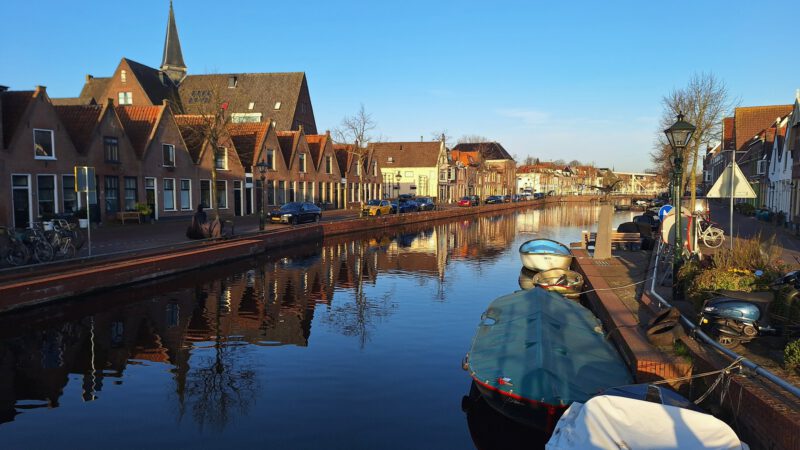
<box><xmin>161</xmin><ymin>0</ymin><xmax>187</xmax><ymax>85</ymax></box>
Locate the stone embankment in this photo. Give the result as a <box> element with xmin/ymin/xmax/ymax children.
<box><xmin>0</xmin><ymin>195</ymin><xmax>598</xmax><ymax>312</ymax></box>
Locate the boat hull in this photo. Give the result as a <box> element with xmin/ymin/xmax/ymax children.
<box><xmin>518</xmin><ymin>239</ymin><xmax>573</xmax><ymax>272</ymax></box>
<box><xmin>527</xmin><ymin>268</ymin><xmax>584</xmax><ymax>299</ymax></box>
<box><xmin>471</xmin><ymin>376</ymin><xmax>567</xmax><ymax>431</ymax></box>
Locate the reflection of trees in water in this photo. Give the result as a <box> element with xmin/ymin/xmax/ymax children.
<box><xmin>179</xmin><ymin>281</ymin><xmax>258</xmax><ymax>431</ymax></box>
<box><xmin>322</xmin><ymin>240</ymin><xmax>397</xmax><ymax>348</ymax></box>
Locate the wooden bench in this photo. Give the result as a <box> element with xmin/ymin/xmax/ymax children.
<box><xmin>116</xmin><ymin>211</ymin><xmax>141</xmax><ymax>224</ymax></box>
<box><xmin>581</xmin><ymin>230</ymin><xmax>641</xmax><ymax>249</ymax></box>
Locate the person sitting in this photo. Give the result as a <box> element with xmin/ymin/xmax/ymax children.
<box><xmin>186</xmin><ymin>204</ymin><xmax>209</xmax><ymax>239</ymax></box>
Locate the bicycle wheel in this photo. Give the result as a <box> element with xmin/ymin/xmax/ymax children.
<box><xmin>32</xmin><ymin>240</ymin><xmax>54</xmax><ymax>263</ymax></box>
<box><xmin>703</xmin><ymin>228</ymin><xmax>724</xmax><ymax>248</ymax></box>
<box><xmin>60</xmin><ymin>242</ymin><xmax>76</xmax><ymax>259</ymax></box>
<box><xmin>7</xmin><ymin>241</ymin><xmax>30</xmax><ymax>266</ymax></box>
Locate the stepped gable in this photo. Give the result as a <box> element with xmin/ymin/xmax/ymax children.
<box><xmin>53</xmin><ymin>104</ymin><xmax>103</xmax><ymax>154</ymax></box>
<box><xmin>276</xmin><ymin>130</ymin><xmax>298</xmax><ymax>168</ymax></box>
<box><xmin>79</xmin><ymin>76</ymin><xmax>110</xmax><ymax>104</ymax></box>
<box><xmin>735</xmin><ymin>105</ymin><xmax>793</xmax><ymax>151</ymax></box>
<box><xmin>370</xmin><ymin>141</ymin><xmax>441</xmax><ymax>167</ymax></box>
<box><xmin>451</xmin><ymin>142</ymin><xmax>513</xmax><ymax>160</ymax></box>
<box><xmin>179</xmin><ymin>72</ymin><xmax>313</xmax><ymax>132</ymax></box>
<box><xmin>1</xmin><ymin>90</ymin><xmax>34</xmax><ymax>148</ymax></box>
<box><xmin>173</xmin><ymin>114</ymin><xmax>207</xmax><ymax>162</ymax></box>
<box><xmin>228</xmin><ymin>121</ymin><xmax>269</xmax><ymax>166</ymax></box>
<box><xmin>116</xmin><ymin>105</ymin><xmax>162</xmax><ymax>158</ymax></box>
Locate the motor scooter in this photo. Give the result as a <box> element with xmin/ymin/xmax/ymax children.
<box><xmin>698</xmin><ymin>270</ymin><xmax>800</xmax><ymax>347</ymax></box>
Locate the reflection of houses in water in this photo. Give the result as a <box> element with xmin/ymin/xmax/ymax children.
<box><xmin>515</xmin><ymin>204</ymin><xmax>603</xmax><ymax>233</ymax></box>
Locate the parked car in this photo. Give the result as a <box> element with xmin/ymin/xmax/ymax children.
<box><xmin>416</xmin><ymin>197</ymin><xmax>436</xmax><ymax>211</ymax></box>
<box><xmin>533</xmin><ymin>192</ymin><xmax>545</xmax><ymax>200</ymax></box>
<box><xmin>485</xmin><ymin>195</ymin><xmax>503</xmax><ymax>204</ymax></box>
<box><xmin>392</xmin><ymin>200</ymin><xmax>419</xmax><ymax>213</ymax></box>
<box><xmin>269</xmin><ymin>202</ymin><xmax>322</xmax><ymax>224</ymax></box>
<box><xmin>502</xmin><ymin>195</ymin><xmax>511</xmax><ymax>203</ymax></box>
<box><xmin>458</xmin><ymin>197</ymin><xmax>473</xmax><ymax>207</ymax></box>
<box><xmin>399</xmin><ymin>194</ymin><xmax>414</xmax><ymax>202</ymax></box>
<box><xmin>362</xmin><ymin>199</ymin><xmax>392</xmax><ymax>216</ymax></box>
<box><xmin>469</xmin><ymin>195</ymin><xmax>480</xmax><ymax>206</ymax></box>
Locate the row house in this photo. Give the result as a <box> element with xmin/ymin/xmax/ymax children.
<box><xmin>371</xmin><ymin>141</ymin><xmax>447</xmax><ymax>201</ymax></box>
<box><xmin>451</xmin><ymin>142</ymin><xmax>516</xmax><ymax>197</ymax></box>
<box><xmin>766</xmin><ymin>116</ymin><xmax>791</xmax><ymax>215</ymax></box>
<box><xmin>786</xmin><ymin>96</ymin><xmax>800</xmax><ymax>227</ymax></box>
<box><xmin>333</xmin><ymin>143</ymin><xmax>383</xmax><ymax>207</ymax></box>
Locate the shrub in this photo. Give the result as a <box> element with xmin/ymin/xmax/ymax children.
<box><xmin>735</xmin><ymin>203</ymin><xmax>755</xmax><ymax>215</ymax></box>
<box><xmin>785</xmin><ymin>339</ymin><xmax>800</xmax><ymax>370</ymax></box>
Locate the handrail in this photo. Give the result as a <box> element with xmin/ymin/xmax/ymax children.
<box><xmin>648</xmin><ymin>242</ymin><xmax>800</xmax><ymax>399</ymax></box>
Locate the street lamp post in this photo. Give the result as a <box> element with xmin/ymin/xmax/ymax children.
<box><xmin>395</xmin><ymin>171</ymin><xmax>402</xmax><ymax>214</ymax></box>
<box><xmin>663</xmin><ymin>112</ymin><xmax>696</xmax><ymax>270</ymax></box>
<box><xmin>256</xmin><ymin>161</ymin><xmax>268</xmax><ymax>231</ymax></box>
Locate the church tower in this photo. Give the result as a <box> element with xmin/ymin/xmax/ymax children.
<box><xmin>160</xmin><ymin>1</ymin><xmax>187</xmax><ymax>85</ymax></box>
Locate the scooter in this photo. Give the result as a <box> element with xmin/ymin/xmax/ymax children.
<box><xmin>698</xmin><ymin>270</ymin><xmax>800</xmax><ymax>347</ymax></box>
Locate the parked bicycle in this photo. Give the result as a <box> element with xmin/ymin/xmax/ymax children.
<box><xmin>25</xmin><ymin>222</ymin><xmax>55</xmax><ymax>263</ymax></box>
<box><xmin>0</xmin><ymin>226</ymin><xmax>30</xmax><ymax>266</ymax></box>
<box><xmin>47</xmin><ymin>220</ymin><xmax>77</xmax><ymax>259</ymax></box>
<box><xmin>698</xmin><ymin>218</ymin><xmax>724</xmax><ymax>248</ymax></box>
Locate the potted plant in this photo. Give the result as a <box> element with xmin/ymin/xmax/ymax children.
<box><xmin>75</xmin><ymin>207</ymin><xmax>90</xmax><ymax>229</ymax></box>
<box><xmin>135</xmin><ymin>203</ymin><xmax>153</xmax><ymax>222</ymax></box>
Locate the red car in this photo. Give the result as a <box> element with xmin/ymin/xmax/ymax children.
<box><xmin>458</xmin><ymin>197</ymin><xmax>472</xmax><ymax>207</ymax></box>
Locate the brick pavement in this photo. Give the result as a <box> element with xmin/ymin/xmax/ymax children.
<box><xmin>709</xmin><ymin>201</ymin><xmax>800</xmax><ymax>263</ymax></box>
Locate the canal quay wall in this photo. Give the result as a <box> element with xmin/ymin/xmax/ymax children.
<box><xmin>0</xmin><ymin>195</ymin><xmax>604</xmax><ymax>313</ymax></box>
<box><xmin>573</xmin><ymin>249</ymin><xmax>800</xmax><ymax>450</ymax></box>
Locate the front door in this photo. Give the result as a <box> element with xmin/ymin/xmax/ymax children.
<box><xmin>145</xmin><ymin>177</ymin><xmax>158</xmax><ymax>220</ymax></box>
<box><xmin>11</xmin><ymin>174</ymin><xmax>32</xmax><ymax>228</ymax></box>
<box><xmin>234</xmin><ymin>181</ymin><xmax>242</xmax><ymax>216</ymax></box>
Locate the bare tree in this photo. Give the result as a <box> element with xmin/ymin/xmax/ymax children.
<box><xmin>430</xmin><ymin>130</ymin><xmax>452</xmax><ymax>147</ymax></box>
<box><xmin>654</xmin><ymin>72</ymin><xmax>734</xmax><ymax>208</ymax></box>
<box><xmin>333</xmin><ymin>104</ymin><xmax>378</xmax><ymax>210</ymax></box>
<box><xmin>523</xmin><ymin>156</ymin><xmax>536</xmax><ymax>165</ymax></box>
<box><xmin>457</xmin><ymin>134</ymin><xmax>491</xmax><ymax>144</ymax></box>
<box><xmin>568</xmin><ymin>159</ymin><xmax>582</xmax><ymax>167</ymax></box>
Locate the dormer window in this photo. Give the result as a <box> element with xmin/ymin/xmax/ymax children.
<box><xmin>162</xmin><ymin>144</ymin><xmax>175</xmax><ymax>167</ymax></box>
<box><xmin>228</xmin><ymin>76</ymin><xmax>238</xmax><ymax>88</ymax></box>
<box><xmin>120</xmin><ymin>70</ymin><xmax>127</xmax><ymax>83</ymax></box>
<box><xmin>274</xmin><ymin>101</ymin><xmax>281</xmax><ymax>110</ymax></box>
<box><xmin>248</xmin><ymin>102</ymin><xmax>255</xmax><ymax>110</ymax></box>
<box><xmin>388</xmin><ymin>156</ymin><xmax>394</xmax><ymax>163</ymax></box>
<box><xmin>33</xmin><ymin>129</ymin><xmax>55</xmax><ymax>159</ymax></box>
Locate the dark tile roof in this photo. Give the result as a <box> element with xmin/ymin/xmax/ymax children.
<box><xmin>179</xmin><ymin>73</ymin><xmax>310</xmax><ymax>132</ymax></box>
<box><xmin>370</xmin><ymin>141</ymin><xmax>442</xmax><ymax>168</ymax></box>
<box><xmin>116</xmin><ymin>105</ymin><xmax>163</xmax><ymax>158</ymax></box>
<box><xmin>722</xmin><ymin>117</ymin><xmax>734</xmax><ymax>150</ymax></box>
<box><xmin>51</xmin><ymin>97</ymin><xmax>96</xmax><ymax>106</ymax></box>
<box><xmin>1</xmin><ymin>90</ymin><xmax>34</xmax><ymax>148</ymax></box>
<box><xmin>451</xmin><ymin>142</ymin><xmax>513</xmax><ymax>160</ymax></box>
<box><xmin>124</xmin><ymin>58</ymin><xmax>183</xmax><ymax>108</ymax></box>
<box><xmin>734</xmin><ymin>105</ymin><xmax>792</xmax><ymax>151</ymax></box>
<box><xmin>53</xmin><ymin>105</ymin><xmax>103</xmax><ymax>154</ymax></box>
<box><xmin>79</xmin><ymin>76</ymin><xmax>110</xmax><ymax>103</ymax></box>
<box><xmin>228</xmin><ymin>122</ymin><xmax>269</xmax><ymax>167</ymax></box>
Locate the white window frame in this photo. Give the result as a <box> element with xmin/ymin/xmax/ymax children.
<box><xmin>120</xmin><ymin>70</ymin><xmax>127</xmax><ymax>83</ymax></box>
<box><xmin>33</xmin><ymin>128</ymin><xmax>55</xmax><ymax>160</ymax></box>
<box><xmin>180</xmin><ymin>179</ymin><xmax>192</xmax><ymax>211</ymax></box>
<box><xmin>757</xmin><ymin>159</ymin><xmax>768</xmax><ymax>175</ymax></box>
<box><xmin>200</xmin><ymin>179</ymin><xmax>212</xmax><ymax>209</ymax></box>
<box><xmin>299</xmin><ymin>153</ymin><xmax>307</xmax><ymax>173</ymax></box>
<box><xmin>215</xmin><ymin>148</ymin><xmax>229</xmax><ymax>171</ymax></box>
<box><xmin>216</xmin><ymin>180</ymin><xmax>228</xmax><ymax>209</ymax></box>
<box><xmin>230</xmin><ymin>112</ymin><xmax>262</xmax><ymax>123</ymax></box>
<box><xmin>118</xmin><ymin>92</ymin><xmax>132</xmax><ymax>105</ymax></box>
<box><xmin>372</xmin><ymin>161</ymin><xmax>377</xmax><ymax>177</ymax></box>
<box><xmin>163</xmin><ymin>178</ymin><xmax>177</xmax><ymax>211</ymax></box>
<box><xmin>145</xmin><ymin>177</ymin><xmax>159</xmax><ymax>220</ymax></box>
<box><xmin>36</xmin><ymin>173</ymin><xmax>59</xmax><ymax>217</ymax></box>
<box><xmin>703</xmin><ymin>171</ymin><xmax>711</xmax><ymax>182</ymax></box>
<box><xmin>62</xmin><ymin>173</ymin><xmax>80</xmax><ymax>211</ymax></box>
<box><xmin>274</xmin><ymin>101</ymin><xmax>281</xmax><ymax>110</ymax></box>
<box><xmin>162</xmin><ymin>143</ymin><xmax>175</xmax><ymax>167</ymax></box>
<box><xmin>326</xmin><ymin>155</ymin><xmax>333</xmax><ymax>174</ymax></box>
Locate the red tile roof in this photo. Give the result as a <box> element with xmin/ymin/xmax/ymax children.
<box><xmin>734</xmin><ymin>105</ymin><xmax>792</xmax><ymax>151</ymax></box>
<box><xmin>174</xmin><ymin>114</ymin><xmax>209</xmax><ymax>162</ymax></box>
<box><xmin>1</xmin><ymin>90</ymin><xmax>35</xmax><ymax>148</ymax></box>
<box><xmin>116</xmin><ymin>105</ymin><xmax>163</xmax><ymax>158</ymax></box>
<box><xmin>54</xmin><ymin>105</ymin><xmax>103</xmax><ymax>154</ymax></box>
<box><xmin>722</xmin><ymin>117</ymin><xmax>734</xmax><ymax>150</ymax></box>
<box><xmin>228</xmin><ymin>121</ymin><xmax>269</xmax><ymax>167</ymax></box>
<box><xmin>370</xmin><ymin>141</ymin><xmax>441</xmax><ymax>168</ymax></box>
<box><xmin>305</xmin><ymin>134</ymin><xmax>329</xmax><ymax>170</ymax></box>
<box><xmin>450</xmin><ymin>149</ymin><xmax>480</xmax><ymax>166</ymax></box>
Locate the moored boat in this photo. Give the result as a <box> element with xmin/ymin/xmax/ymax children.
<box><xmin>464</xmin><ymin>288</ymin><xmax>632</xmax><ymax>431</ymax></box>
<box><xmin>528</xmin><ymin>268</ymin><xmax>583</xmax><ymax>299</ymax></box>
<box><xmin>518</xmin><ymin>239</ymin><xmax>573</xmax><ymax>272</ymax></box>
<box><xmin>546</xmin><ymin>395</ymin><xmax>749</xmax><ymax>449</ymax></box>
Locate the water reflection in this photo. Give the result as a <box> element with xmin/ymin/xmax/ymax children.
<box><xmin>0</xmin><ymin>205</ymin><xmax>626</xmax><ymax>446</ymax></box>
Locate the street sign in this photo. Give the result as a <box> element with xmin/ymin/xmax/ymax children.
<box><xmin>706</xmin><ymin>161</ymin><xmax>756</xmax><ymax>199</ymax></box>
<box><xmin>74</xmin><ymin>166</ymin><xmax>96</xmax><ymax>193</ymax></box>
<box><xmin>659</xmin><ymin>205</ymin><xmax>673</xmax><ymax>222</ymax></box>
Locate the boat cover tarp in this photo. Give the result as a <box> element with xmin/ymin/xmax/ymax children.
<box><xmin>519</xmin><ymin>239</ymin><xmax>571</xmax><ymax>256</ymax></box>
<box><xmin>468</xmin><ymin>288</ymin><xmax>632</xmax><ymax>406</ymax></box>
<box><xmin>546</xmin><ymin>395</ymin><xmax>749</xmax><ymax>450</ymax></box>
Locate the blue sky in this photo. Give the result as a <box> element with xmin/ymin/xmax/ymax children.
<box><xmin>2</xmin><ymin>0</ymin><xmax>798</xmax><ymax>171</ymax></box>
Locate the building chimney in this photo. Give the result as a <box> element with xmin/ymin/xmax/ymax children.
<box><xmin>420</xmin><ymin>135</ymin><xmax>424</xmax><ymax>142</ymax></box>
<box><xmin>86</xmin><ymin>74</ymin><xmax>94</xmax><ymax>82</ymax></box>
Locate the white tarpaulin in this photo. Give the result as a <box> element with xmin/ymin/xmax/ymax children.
<box><xmin>706</xmin><ymin>162</ymin><xmax>756</xmax><ymax>199</ymax></box>
<box><xmin>546</xmin><ymin>395</ymin><xmax>749</xmax><ymax>450</ymax></box>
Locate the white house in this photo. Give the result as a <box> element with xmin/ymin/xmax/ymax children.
<box><xmin>767</xmin><ymin>115</ymin><xmax>791</xmax><ymax>220</ymax></box>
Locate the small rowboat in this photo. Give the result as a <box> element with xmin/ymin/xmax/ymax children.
<box><xmin>518</xmin><ymin>239</ymin><xmax>573</xmax><ymax>272</ymax></box>
<box><xmin>524</xmin><ymin>268</ymin><xmax>584</xmax><ymax>299</ymax></box>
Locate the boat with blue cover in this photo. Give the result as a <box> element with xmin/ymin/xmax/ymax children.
<box><xmin>463</xmin><ymin>288</ymin><xmax>633</xmax><ymax>430</ymax></box>
<box><xmin>518</xmin><ymin>239</ymin><xmax>573</xmax><ymax>272</ymax></box>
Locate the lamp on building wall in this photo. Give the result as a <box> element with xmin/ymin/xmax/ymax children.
<box><xmin>664</xmin><ymin>112</ymin><xmax>696</xmax><ymax>266</ymax></box>
<box><xmin>256</xmin><ymin>160</ymin><xmax>268</xmax><ymax>231</ymax></box>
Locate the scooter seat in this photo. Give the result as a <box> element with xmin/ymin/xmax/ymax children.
<box><xmin>716</xmin><ymin>290</ymin><xmax>773</xmax><ymax>303</ymax></box>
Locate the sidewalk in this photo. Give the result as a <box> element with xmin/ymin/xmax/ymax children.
<box><xmin>77</xmin><ymin>208</ymin><xmax>360</xmax><ymax>256</ymax></box>
<box><xmin>709</xmin><ymin>201</ymin><xmax>800</xmax><ymax>263</ymax></box>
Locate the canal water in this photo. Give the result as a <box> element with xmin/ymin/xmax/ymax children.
<box><xmin>0</xmin><ymin>204</ymin><xmax>634</xmax><ymax>449</ymax></box>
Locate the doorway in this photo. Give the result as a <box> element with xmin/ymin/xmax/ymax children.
<box><xmin>145</xmin><ymin>177</ymin><xmax>158</xmax><ymax>220</ymax></box>
<box><xmin>234</xmin><ymin>180</ymin><xmax>243</xmax><ymax>216</ymax></box>
<box><xmin>12</xmin><ymin>174</ymin><xmax>32</xmax><ymax>228</ymax></box>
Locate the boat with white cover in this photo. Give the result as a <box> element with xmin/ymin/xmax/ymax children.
<box><xmin>518</xmin><ymin>239</ymin><xmax>573</xmax><ymax>272</ymax></box>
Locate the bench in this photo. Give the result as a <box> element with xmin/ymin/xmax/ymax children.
<box><xmin>116</xmin><ymin>211</ymin><xmax>141</xmax><ymax>224</ymax></box>
<box><xmin>581</xmin><ymin>231</ymin><xmax>641</xmax><ymax>250</ymax></box>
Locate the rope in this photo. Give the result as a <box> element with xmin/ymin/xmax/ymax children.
<box><xmin>577</xmin><ymin>276</ymin><xmax>653</xmax><ymax>295</ymax></box>
<box><xmin>640</xmin><ymin>356</ymin><xmax>746</xmax><ymax>406</ymax></box>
